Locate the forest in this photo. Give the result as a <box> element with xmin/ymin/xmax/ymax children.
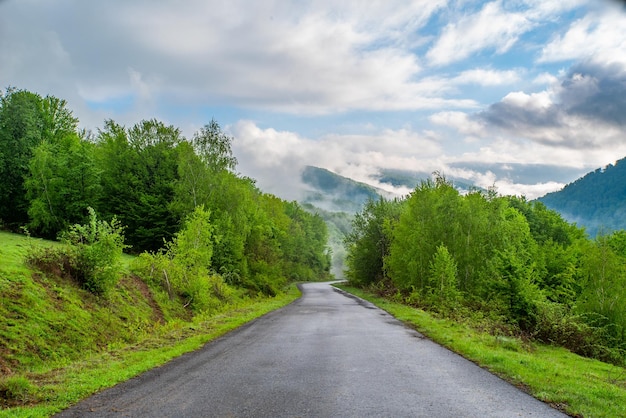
<box><xmin>540</xmin><ymin>157</ymin><xmax>626</xmax><ymax>237</ymax></box>
<box><xmin>0</xmin><ymin>87</ymin><xmax>332</xmax><ymax>307</ymax></box>
<box><xmin>345</xmin><ymin>174</ymin><xmax>626</xmax><ymax>365</ymax></box>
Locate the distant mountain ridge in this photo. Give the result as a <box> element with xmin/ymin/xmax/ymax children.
<box><xmin>300</xmin><ymin>166</ymin><xmax>478</xmax><ymax>213</ymax></box>
<box><xmin>300</xmin><ymin>166</ymin><xmax>383</xmax><ymax>212</ymax></box>
<box><xmin>539</xmin><ymin>157</ymin><xmax>626</xmax><ymax>237</ymax></box>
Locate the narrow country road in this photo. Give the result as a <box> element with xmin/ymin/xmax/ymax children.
<box><xmin>56</xmin><ymin>282</ymin><xmax>566</xmax><ymax>417</ymax></box>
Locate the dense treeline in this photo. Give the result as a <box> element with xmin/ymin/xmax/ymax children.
<box><xmin>0</xmin><ymin>87</ymin><xmax>331</xmax><ymax>301</ymax></box>
<box><xmin>345</xmin><ymin>174</ymin><xmax>626</xmax><ymax>364</ymax></box>
<box><xmin>540</xmin><ymin>157</ymin><xmax>626</xmax><ymax>237</ymax></box>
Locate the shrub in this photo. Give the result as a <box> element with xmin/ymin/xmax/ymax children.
<box><xmin>532</xmin><ymin>302</ymin><xmax>625</xmax><ymax>365</ymax></box>
<box><xmin>131</xmin><ymin>206</ymin><xmax>234</xmax><ymax>312</ymax></box>
<box><xmin>59</xmin><ymin>207</ymin><xmax>126</xmax><ymax>294</ymax></box>
<box><xmin>27</xmin><ymin>208</ymin><xmax>126</xmax><ymax>295</ymax></box>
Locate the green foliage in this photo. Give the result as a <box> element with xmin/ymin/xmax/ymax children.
<box><xmin>344</xmin><ymin>198</ymin><xmax>402</xmax><ymax>286</ymax></box>
<box><xmin>25</xmin><ymin>132</ymin><xmax>101</xmax><ymax>238</ymax></box>
<box><xmin>490</xmin><ymin>248</ymin><xmax>543</xmax><ymax>331</ymax></box>
<box><xmin>96</xmin><ymin>119</ymin><xmax>182</xmax><ymax>252</ymax></box>
<box><xmin>577</xmin><ymin>235</ymin><xmax>626</xmax><ymax>351</ymax></box>
<box><xmin>58</xmin><ymin>208</ymin><xmax>126</xmax><ymax>294</ymax></box>
<box><xmin>132</xmin><ymin>206</ymin><xmax>231</xmax><ymax>312</ymax></box>
<box><xmin>0</xmin><ymin>89</ymin><xmax>78</xmax><ymax>229</ymax></box>
<box><xmin>2</xmin><ymin>87</ymin><xmax>331</xmax><ymax>299</ymax></box>
<box><xmin>426</xmin><ymin>244</ymin><xmax>460</xmax><ymax>310</ymax></box>
<box><xmin>346</xmin><ymin>173</ymin><xmax>626</xmax><ymax>364</ymax></box>
<box><xmin>25</xmin><ymin>208</ymin><xmax>126</xmax><ymax>296</ymax></box>
<box><xmin>191</xmin><ymin>119</ymin><xmax>237</xmax><ymax>173</ymax></box>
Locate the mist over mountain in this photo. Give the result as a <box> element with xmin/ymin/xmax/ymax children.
<box><xmin>300</xmin><ymin>166</ymin><xmax>479</xmax><ymax>213</ymax></box>
<box><xmin>300</xmin><ymin>166</ymin><xmax>384</xmax><ymax>213</ymax></box>
<box><xmin>538</xmin><ymin>157</ymin><xmax>626</xmax><ymax>237</ymax></box>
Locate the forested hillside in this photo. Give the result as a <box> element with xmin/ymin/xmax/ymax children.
<box><xmin>345</xmin><ymin>175</ymin><xmax>626</xmax><ymax>366</ymax></box>
<box><xmin>539</xmin><ymin>157</ymin><xmax>626</xmax><ymax>237</ymax></box>
<box><xmin>0</xmin><ymin>86</ymin><xmax>332</xmax><ymax>411</ymax></box>
<box><xmin>301</xmin><ymin>166</ymin><xmax>382</xmax><ymax>212</ymax></box>
<box><xmin>0</xmin><ymin>87</ymin><xmax>331</xmax><ymax>295</ymax></box>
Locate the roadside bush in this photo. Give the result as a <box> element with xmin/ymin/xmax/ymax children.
<box><xmin>532</xmin><ymin>302</ymin><xmax>625</xmax><ymax>365</ymax></box>
<box><xmin>26</xmin><ymin>208</ymin><xmax>126</xmax><ymax>295</ymax></box>
<box><xmin>25</xmin><ymin>245</ymin><xmax>77</xmax><ymax>282</ymax></box>
<box><xmin>60</xmin><ymin>208</ymin><xmax>126</xmax><ymax>294</ymax></box>
<box><xmin>132</xmin><ymin>205</ymin><xmax>234</xmax><ymax>312</ymax></box>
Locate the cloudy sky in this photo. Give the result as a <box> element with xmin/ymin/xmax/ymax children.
<box><xmin>2</xmin><ymin>0</ymin><xmax>626</xmax><ymax>200</ymax></box>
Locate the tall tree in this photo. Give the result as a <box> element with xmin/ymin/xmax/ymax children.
<box><xmin>0</xmin><ymin>89</ymin><xmax>43</xmax><ymax>228</ymax></box>
<box><xmin>0</xmin><ymin>88</ymin><xmax>78</xmax><ymax>230</ymax></box>
<box><xmin>344</xmin><ymin>197</ymin><xmax>402</xmax><ymax>286</ymax></box>
<box><xmin>26</xmin><ymin>132</ymin><xmax>101</xmax><ymax>237</ymax></box>
<box><xmin>96</xmin><ymin>119</ymin><xmax>182</xmax><ymax>252</ymax></box>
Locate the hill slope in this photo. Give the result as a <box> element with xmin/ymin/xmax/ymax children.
<box><xmin>301</xmin><ymin>166</ymin><xmax>384</xmax><ymax>212</ymax></box>
<box><xmin>300</xmin><ymin>166</ymin><xmax>478</xmax><ymax>214</ymax></box>
<box><xmin>0</xmin><ymin>231</ymin><xmax>299</xmax><ymax>415</ymax></box>
<box><xmin>539</xmin><ymin>157</ymin><xmax>626</xmax><ymax>237</ymax></box>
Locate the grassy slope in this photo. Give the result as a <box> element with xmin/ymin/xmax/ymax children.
<box><xmin>337</xmin><ymin>285</ymin><xmax>626</xmax><ymax>418</ymax></box>
<box><xmin>0</xmin><ymin>231</ymin><xmax>300</xmax><ymax>417</ymax></box>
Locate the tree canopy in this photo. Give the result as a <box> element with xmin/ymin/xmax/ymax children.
<box><xmin>0</xmin><ymin>87</ymin><xmax>332</xmax><ymax>298</ymax></box>
<box><xmin>345</xmin><ymin>175</ymin><xmax>626</xmax><ymax>365</ymax></box>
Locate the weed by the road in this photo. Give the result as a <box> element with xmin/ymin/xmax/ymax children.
<box><xmin>0</xmin><ymin>286</ymin><xmax>300</xmax><ymax>417</ymax></box>
<box><xmin>337</xmin><ymin>284</ymin><xmax>626</xmax><ymax>418</ymax></box>
<box><xmin>0</xmin><ymin>230</ymin><xmax>301</xmax><ymax>417</ymax></box>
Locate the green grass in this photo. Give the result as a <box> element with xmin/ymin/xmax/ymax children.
<box><xmin>336</xmin><ymin>284</ymin><xmax>626</xmax><ymax>418</ymax></box>
<box><xmin>0</xmin><ymin>231</ymin><xmax>301</xmax><ymax>417</ymax></box>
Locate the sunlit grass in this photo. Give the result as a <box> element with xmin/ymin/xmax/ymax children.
<box><xmin>1</xmin><ymin>286</ymin><xmax>300</xmax><ymax>417</ymax></box>
<box><xmin>0</xmin><ymin>231</ymin><xmax>301</xmax><ymax>417</ymax></box>
<box><xmin>337</xmin><ymin>284</ymin><xmax>626</xmax><ymax>418</ymax></box>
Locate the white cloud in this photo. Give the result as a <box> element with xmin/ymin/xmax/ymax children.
<box><xmin>231</xmin><ymin>120</ymin><xmax>445</xmax><ymax>199</ymax></box>
<box><xmin>522</xmin><ymin>0</ymin><xmax>587</xmax><ymax>19</ymax></box>
<box><xmin>426</xmin><ymin>1</ymin><xmax>533</xmax><ymax>66</ymax></box>
<box><xmin>452</xmin><ymin>68</ymin><xmax>521</xmax><ymax>86</ymax></box>
<box><xmin>539</xmin><ymin>10</ymin><xmax>626</xmax><ymax>65</ymax></box>
<box><xmin>72</xmin><ymin>0</ymin><xmax>464</xmax><ymax>114</ymax></box>
<box><xmin>3</xmin><ymin>0</ymin><xmax>626</xmax><ymax>204</ymax></box>
<box><xmin>532</xmin><ymin>72</ymin><xmax>559</xmax><ymax>86</ymax></box>
<box><xmin>501</xmin><ymin>90</ymin><xmax>553</xmax><ymax>110</ymax></box>
<box><xmin>429</xmin><ymin>111</ymin><xmax>485</xmax><ymax>136</ymax></box>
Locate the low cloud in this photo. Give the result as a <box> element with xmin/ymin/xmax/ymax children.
<box><xmin>231</xmin><ymin>120</ymin><xmax>446</xmax><ymax>200</ymax></box>
<box><xmin>230</xmin><ymin>119</ymin><xmax>588</xmax><ymax>201</ymax></box>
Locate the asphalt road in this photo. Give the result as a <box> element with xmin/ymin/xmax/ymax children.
<box><xmin>56</xmin><ymin>282</ymin><xmax>567</xmax><ymax>417</ymax></box>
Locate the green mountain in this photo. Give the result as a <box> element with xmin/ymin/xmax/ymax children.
<box><xmin>301</xmin><ymin>166</ymin><xmax>384</xmax><ymax>213</ymax></box>
<box><xmin>539</xmin><ymin>157</ymin><xmax>626</xmax><ymax>237</ymax></box>
<box><xmin>299</xmin><ymin>166</ymin><xmax>481</xmax><ymax>278</ymax></box>
<box><xmin>300</xmin><ymin>166</ymin><xmax>478</xmax><ymax>214</ymax></box>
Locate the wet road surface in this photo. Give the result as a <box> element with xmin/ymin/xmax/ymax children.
<box><xmin>56</xmin><ymin>282</ymin><xmax>566</xmax><ymax>417</ymax></box>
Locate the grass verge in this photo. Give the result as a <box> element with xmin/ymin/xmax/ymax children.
<box><xmin>336</xmin><ymin>284</ymin><xmax>626</xmax><ymax>418</ymax></box>
<box><xmin>0</xmin><ymin>229</ymin><xmax>301</xmax><ymax>417</ymax></box>
<box><xmin>1</xmin><ymin>285</ymin><xmax>300</xmax><ymax>417</ymax></box>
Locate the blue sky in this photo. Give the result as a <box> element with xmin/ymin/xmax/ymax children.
<box><xmin>2</xmin><ymin>0</ymin><xmax>626</xmax><ymax>200</ymax></box>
